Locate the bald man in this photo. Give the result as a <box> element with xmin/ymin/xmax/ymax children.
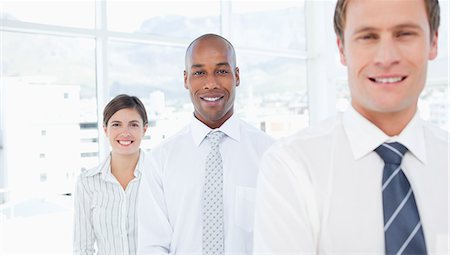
<box><xmin>137</xmin><ymin>34</ymin><xmax>274</xmax><ymax>255</ymax></box>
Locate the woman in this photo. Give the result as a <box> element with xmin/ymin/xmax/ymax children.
<box><xmin>74</xmin><ymin>94</ymin><xmax>148</xmax><ymax>255</ymax></box>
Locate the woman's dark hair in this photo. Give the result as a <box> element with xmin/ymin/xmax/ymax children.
<box><xmin>103</xmin><ymin>94</ymin><xmax>148</xmax><ymax>126</ymax></box>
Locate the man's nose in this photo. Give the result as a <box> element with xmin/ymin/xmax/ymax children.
<box><xmin>373</xmin><ymin>37</ymin><xmax>401</xmax><ymax>68</ymax></box>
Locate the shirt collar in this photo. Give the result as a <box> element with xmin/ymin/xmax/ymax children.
<box><xmin>133</xmin><ymin>149</ymin><xmax>145</xmax><ymax>177</ymax></box>
<box><xmin>86</xmin><ymin>150</ymin><xmax>144</xmax><ymax>180</ymax></box>
<box><xmin>343</xmin><ymin>106</ymin><xmax>426</xmax><ymax>163</ymax></box>
<box><xmin>395</xmin><ymin>113</ymin><xmax>426</xmax><ymax>164</ymax></box>
<box><xmin>190</xmin><ymin>113</ymin><xmax>241</xmax><ymax>147</ymax></box>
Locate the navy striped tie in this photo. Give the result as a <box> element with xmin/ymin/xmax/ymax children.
<box><xmin>375</xmin><ymin>142</ymin><xmax>427</xmax><ymax>255</ymax></box>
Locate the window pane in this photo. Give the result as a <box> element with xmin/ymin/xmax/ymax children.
<box><xmin>231</xmin><ymin>1</ymin><xmax>306</xmax><ymax>51</ymax></box>
<box><xmin>237</xmin><ymin>52</ymin><xmax>308</xmax><ymax>137</ymax></box>
<box><xmin>107</xmin><ymin>0</ymin><xmax>220</xmax><ymax>42</ymax></box>
<box><xmin>0</xmin><ymin>32</ymin><xmax>96</xmax><ymax>253</ymax></box>
<box><xmin>1</xmin><ymin>0</ymin><xmax>95</xmax><ymax>29</ymax></box>
<box><xmin>108</xmin><ymin>41</ymin><xmax>189</xmax><ymax>149</ymax></box>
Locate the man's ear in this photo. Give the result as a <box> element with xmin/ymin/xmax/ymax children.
<box><xmin>428</xmin><ymin>31</ymin><xmax>438</xmax><ymax>60</ymax></box>
<box><xmin>337</xmin><ymin>37</ymin><xmax>347</xmax><ymax>66</ymax></box>
<box><xmin>235</xmin><ymin>67</ymin><xmax>240</xmax><ymax>87</ymax></box>
<box><xmin>183</xmin><ymin>70</ymin><xmax>188</xmax><ymax>89</ymax></box>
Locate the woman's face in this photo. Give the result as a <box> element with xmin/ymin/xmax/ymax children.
<box><xmin>103</xmin><ymin>108</ymin><xmax>147</xmax><ymax>156</ymax></box>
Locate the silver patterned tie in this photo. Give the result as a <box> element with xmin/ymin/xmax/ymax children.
<box><xmin>202</xmin><ymin>130</ymin><xmax>226</xmax><ymax>255</ymax></box>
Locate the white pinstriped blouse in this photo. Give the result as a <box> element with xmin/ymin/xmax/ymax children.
<box><xmin>73</xmin><ymin>150</ymin><xmax>145</xmax><ymax>255</ymax></box>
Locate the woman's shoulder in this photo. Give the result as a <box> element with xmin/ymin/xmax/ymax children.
<box><xmin>78</xmin><ymin>155</ymin><xmax>110</xmax><ymax>179</ymax></box>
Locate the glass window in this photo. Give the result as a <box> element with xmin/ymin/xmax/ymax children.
<box><xmin>107</xmin><ymin>0</ymin><xmax>221</xmax><ymax>43</ymax></box>
<box><xmin>0</xmin><ymin>1</ymin><xmax>315</xmax><ymax>253</ymax></box>
<box><xmin>237</xmin><ymin>52</ymin><xmax>308</xmax><ymax>138</ymax></box>
<box><xmin>231</xmin><ymin>1</ymin><xmax>306</xmax><ymax>51</ymax></box>
<box><xmin>108</xmin><ymin>41</ymin><xmax>189</xmax><ymax>149</ymax></box>
<box><xmin>0</xmin><ymin>31</ymin><xmax>96</xmax><ymax>253</ymax></box>
<box><xmin>0</xmin><ymin>0</ymin><xmax>95</xmax><ymax>29</ymax></box>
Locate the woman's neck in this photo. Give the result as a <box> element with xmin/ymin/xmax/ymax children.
<box><xmin>110</xmin><ymin>150</ymin><xmax>140</xmax><ymax>189</ymax></box>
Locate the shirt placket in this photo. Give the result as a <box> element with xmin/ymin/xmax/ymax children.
<box><xmin>120</xmin><ymin>184</ymin><xmax>130</xmax><ymax>255</ymax></box>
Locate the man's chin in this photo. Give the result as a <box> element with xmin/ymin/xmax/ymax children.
<box><xmin>195</xmin><ymin>111</ymin><xmax>230</xmax><ymax>126</ymax></box>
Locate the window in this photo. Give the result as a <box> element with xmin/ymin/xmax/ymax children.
<box><xmin>107</xmin><ymin>0</ymin><xmax>221</xmax><ymax>42</ymax></box>
<box><xmin>1</xmin><ymin>0</ymin><xmax>447</xmax><ymax>253</ymax></box>
<box><xmin>1</xmin><ymin>0</ymin><xmax>95</xmax><ymax>28</ymax></box>
<box><xmin>108</xmin><ymin>41</ymin><xmax>188</xmax><ymax>149</ymax></box>
<box><xmin>231</xmin><ymin>1</ymin><xmax>306</xmax><ymax>51</ymax></box>
<box><xmin>237</xmin><ymin>52</ymin><xmax>308</xmax><ymax>137</ymax></box>
<box><xmin>1</xmin><ymin>31</ymin><xmax>96</xmax><ymax>253</ymax></box>
<box><xmin>1</xmin><ymin>1</ymin><xmax>307</xmax><ymax>253</ymax></box>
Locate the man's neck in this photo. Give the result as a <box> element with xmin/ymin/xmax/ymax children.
<box><xmin>353</xmin><ymin>105</ymin><xmax>417</xmax><ymax>136</ymax></box>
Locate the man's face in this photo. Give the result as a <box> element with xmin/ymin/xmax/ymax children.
<box><xmin>337</xmin><ymin>0</ymin><xmax>438</xmax><ymax>121</ymax></box>
<box><xmin>184</xmin><ymin>37</ymin><xmax>240</xmax><ymax>129</ymax></box>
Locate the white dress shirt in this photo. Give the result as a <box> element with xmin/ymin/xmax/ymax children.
<box><xmin>253</xmin><ymin>106</ymin><xmax>449</xmax><ymax>254</ymax></box>
<box><xmin>74</xmin><ymin>150</ymin><xmax>145</xmax><ymax>255</ymax></box>
<box><xmin>137</xmin><ymin>114</ymin><xmax>274</xmax><ymax>254</ymax></box>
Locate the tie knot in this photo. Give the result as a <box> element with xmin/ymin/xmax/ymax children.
<box><xmin>374</xmin><ymin>142</ymin><xmax>408</xmax><ymax>165</ymax></box>
<box><xmin>207</xmin><ymin>131</ymin><xmax>226</xmax><ymax>148</ymax></box>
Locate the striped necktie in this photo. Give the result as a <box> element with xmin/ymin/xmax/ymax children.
<box><xmin>375</xmin><ymin>142</ymin><xmax>427</xmax><ymax>255</ymax></box>
<box><xmin>202</xmin><ymin>131</ymin><xmax>226</xmax><ymax>255</ymax></box>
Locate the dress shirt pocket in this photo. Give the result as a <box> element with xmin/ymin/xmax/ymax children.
<box><xmin>234</xmin><ymin>186</ymin><xmax>256</xmax><ymax>233</ymax></box>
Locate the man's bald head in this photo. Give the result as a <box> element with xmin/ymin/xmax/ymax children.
<box><xmin>185</xmin><ymin>34</ymin><xmax>237</xmax><ymax>70</ymax></box>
